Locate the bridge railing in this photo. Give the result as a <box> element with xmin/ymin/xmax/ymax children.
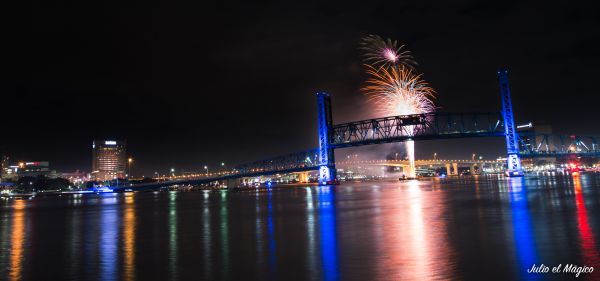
<box><xmin>330</xmin><ymin>112</ymin><xmax>504</xmax><ymax>148</ymax></box>
<box><xmin>518</xmin><ymin>134</ymin><xmax>600</xmax><ymax>157</ymax></box>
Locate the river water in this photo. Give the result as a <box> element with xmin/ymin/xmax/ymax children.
<box><xmin>1</xmin><ymin>174</ymin><xmax>600</xmax><ymax>280</ymax></box>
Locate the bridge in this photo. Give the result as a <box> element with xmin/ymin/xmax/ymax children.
<box><xmin>114</xmin><ymin>69</ymin><xmax>600</xmax><ymax>190</ymax></box>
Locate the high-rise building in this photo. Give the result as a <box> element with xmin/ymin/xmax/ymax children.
<box><xmin>0</xmin><ymin>155</ymin><xmax>8</xmax><ymax>182</ymax></box>
<box><xmin>91</xmin><ymin>140</ymin><xmax>126</xmax><ymax>181</ymax></box>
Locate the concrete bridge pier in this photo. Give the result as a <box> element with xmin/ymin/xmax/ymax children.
<box><xmin>445</xmin><ymin>164</ymin><xmax>451</xmax><ymax>176</ymax></box>
<box><xmin>297</xmin><ymin>172</ymin><xmax>309</xmax><ymax>183</ymax></box>
<box><xmin>470</xmin><ymin>164</ymin><xmax>477</xmax><ymax>175</ymax></box>
<box><xmin>452</xmin><ymin>163</ymin><xmax>458</xmax><ymax>176</ymax></box>
<box><xmin>226</xmin><ymin>178</ymin><xmax>240</xmax><ymax>188</ymax></box>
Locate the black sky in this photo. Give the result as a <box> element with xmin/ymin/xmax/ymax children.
<box><xmin>5</xmin><ymin>1</ymin><xmax>600</xmax><ymax>175</ymax></box>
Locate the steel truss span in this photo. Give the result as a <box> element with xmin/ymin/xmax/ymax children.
<box><xmin>234</xmin><ymin>149</ymin><xmax>320</xmax><ymax>175</ymax></box>
<box><xmin>330</xmin><ymin>112</ymin><xmax>504</xmax><ymax>148</ymax></box>
<box><xmin>519</xmin><ymin>134</ymin><xmax>600</xmax><ymax>157</ymax></box>
<box><xmin>230</xmin><ymin>112</ymin><xmax>505</xmax><ymax>175</ymax></box>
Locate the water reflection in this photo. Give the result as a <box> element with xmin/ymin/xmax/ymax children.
<box><xmin>267</xmin><ymin>189</ymin><xmax>277</xmax><ymax>278</ymax></box>
<box><xmin>9</xmin><ymin>200</ymin><xmax>26</xmax><ymax>281</ymax></box>
<box><xmin>318</xmin><ymin>186</ymin><xmax>339</xmax><ymax>281</ymax></box>
<box><xmin>2</xmin><ymin>176</ymin><xmax>600</xmax><ymax>280</ymax></box>
<box><xmin>377</xmin><ymin>180</ymin><xmax>453</xmax><ymax>279</ymax></box>
<box><xmin>202</xmin><ymin>191</ymin><xmax>212</xmax><ymax>280</ymax></box>
<box><xmin>168</xmin><ymin>191</ymin><xmax>178</xmax><ymax>280</ymax></box>
<box><xmin>123</xmin><ymin>194</ymin><xmax>136</xmax><ymax>281</ymax></box>
<box><xmin>508</xmin><ymin>177</ymin><xmax>538</xmax><ymax>280</ymax></box>
<box><xmin>254</xmin><ymin>191</ymin><xmax>264</xmax><ymax>279</ymax></box>
<box><xmin>100</xmin><ymin>196</ymin><xmax>118</xmax><ymax>281</ymax></box>
<box><xmin>220</xmin><ymin>190</ymin><xmax>230</xmax><ymax>280</ymax></box>
<box><xmin>406</xmin><ymin>183</ymin><xmax>427</xmax><ymax>273</ymax></box>
<box><xmin>573</xmin><ymin>176</ymin><xmax>600</xmax><ymax>268</ymax></box>
<box><xmin>68</xmin><ymin>197</ymin><xmax>82</xmax><ymax>279</ymax></box>
<box><xmin>305</xmin><ymin>187</ymin><xmax>318</xmax><ymax>280</ymax></box>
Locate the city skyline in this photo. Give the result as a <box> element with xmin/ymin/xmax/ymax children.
<box><xmin>5</xmin><ymin>1</ymin><xmax>600</xmax><ymax>175</ymax></box>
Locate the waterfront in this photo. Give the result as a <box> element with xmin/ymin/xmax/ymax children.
<box><xmin>1</xmin><ymin>175</ymin><xmax>600</xmax><ymax>280</ymax></box>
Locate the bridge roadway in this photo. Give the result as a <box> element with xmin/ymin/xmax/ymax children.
<box><xmin>336</xmin><ymin>159</ymin><xmax>503</xmax><ymax>166</ymax></box>
<box><xmin>112</xmin><ymin>165</ymin><xmax>319</xmax><ymax>191</ymax></box>
<box><xmin>114</xmin><ymin>158</ymin><xmax>505</xmax><ymax>191</ymax></box>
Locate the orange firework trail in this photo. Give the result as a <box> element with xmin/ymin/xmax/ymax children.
<box><xmin>362</xmin><ymin>65</ymin><xmax>435</xmax><ymax>116</ymax></box>
<box><xmin>360</xmin><ymin>35</ymin><xmax>435</xmax><ymax>116</ymax></box>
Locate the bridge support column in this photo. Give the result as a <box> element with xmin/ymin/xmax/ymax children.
<box><xmin>445</xmin><ymin>164</ymin><xmax>451</xmax><ymax>176</ymax></box>
<box><xmin>317</xmin><ymin>92</ymin><xmax>336</xmax><ymax>185</ymax></box>
<box><xmin>406</xmin><ymin>139</ymin><xmax>416</xmax><ymax>178</ymax></box>
<box><xmin>498</xmin><ymin>69</ymin><xmax>524</xmax><ymax>177</ymax></box>
<box><xmin>297</xmin><ymin>172</ymin><xmax>309</xmax><ymax>183</ymax></box>
<box><xmin>452</xmin><ymin>163</ymin><xmax>458</xmax><ymax>176</ymax></box>
<box><xmin>225</xmin><ymin>178</ymin><xmax>239</xmax><ymax>188</ymax></box>
<box><xmin>470</xmin><ymin>164</ymin><xmax>477</xmax><ymax>175</ymax></box>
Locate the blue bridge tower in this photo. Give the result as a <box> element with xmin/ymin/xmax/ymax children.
<box><xmin>316</xmin><ymin>92</ymin><xmax>336</xmax><ymax>185</ymax></box>
<box><xmin>498</xmin><ymin>69</ymin><xmax>524</xmax><ymax>177</ymax></box>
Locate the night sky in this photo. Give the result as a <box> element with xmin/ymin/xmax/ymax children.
<box><xmin>5</xmin><ymin>1</ymin><xmax>600</xmax><ymax>175</ymax></box>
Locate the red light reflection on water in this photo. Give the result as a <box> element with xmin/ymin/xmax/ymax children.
<box><xmin>573</xmin><ymin>176</ymin><xmax>600</xmax><ymax>268</ymax></box>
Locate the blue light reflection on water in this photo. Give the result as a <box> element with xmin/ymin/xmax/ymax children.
<box><xmin>508</xmin><ymin>178</ymin><xmax>538</xmax><ymax>280</ymax></box>
<box><xmin>99</xmin><ymin>196</ymin><xmax>118</xmax><ymax>281</ymax></box>
<box><xmin>267</xmin><ymin>188</ymin><xmax>277</xmax><ymax>277</ymax></box>
<box><xmin>318</xmin><ymin>186</ymin><xmax>339</xmax><ymax>281</ymax></box>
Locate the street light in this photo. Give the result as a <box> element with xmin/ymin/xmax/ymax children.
<box><xmin>170</xmin><ymin>168</ymin><xmax>175</xmax><ymax>178</ymax></box>
<box><xmin>128</xmin><ymin>157</ymin><xmax>133</xmax><ymax>178</ymax></box>
<box><xmin>204</xmin><ymin>165</ymin><xmax>209</xmax><ymax>176</ymax></box>
<box><xmin>433</xmin><ymin>152</ymin><xmax>437</xmax><ymax>160</ymax></box>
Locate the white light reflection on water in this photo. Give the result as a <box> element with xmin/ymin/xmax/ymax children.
<box><xmin>202</xmin><ymin>190</ymin><xmax>212</xmax><ymax>280</ymax></box>
<box><xmin>377</xmin><ymin>180</ymin><xmax>454</xmax><ymax>280</ymax></box>
<box><xmin>168</xmin><ymin>191</ymin><xmax>178</xmax><ymax>280</ymax></box>
<box><xmin>305</xmin><ymin>187</ymin><xmax>318</xmax><ymax>280</ymax></box>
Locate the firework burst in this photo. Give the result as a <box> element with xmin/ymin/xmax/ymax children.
<box><xmin>360</xmin><ymin>35</ymin><xmax>435</xmax><ymax>178</ymax></box>
<box><xmin>360</xmin><ymin>34</ymin><xmax>416</xmax><ymax>68</ymax></box>
<box><xmin>362</xmin><ymin>64</ymin><xmax>435</xmax><ymax>116</ymax></box>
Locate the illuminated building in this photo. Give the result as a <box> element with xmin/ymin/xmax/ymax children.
<box><xmin>2</xmin><ymin>161</ymin><xmax>59</xmax><ymax>180</ymax></box>
<box><xmin>92</xmin><ymin>140</ymin><xmax>127</xmax><ymax>181</ymax></box>
<box><xmin>0</xmin><ymin>155</ymin><xmax>8</xmax><ymax>182</ymax></box>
